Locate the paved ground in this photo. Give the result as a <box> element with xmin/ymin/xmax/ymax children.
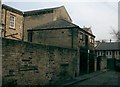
<box><xmin>70</xmin><ymin>70</ymin><xmax>120</xmax><ymax>86</ymax></box>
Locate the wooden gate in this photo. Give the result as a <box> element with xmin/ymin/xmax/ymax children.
<box><xmin>107</xmin><ymin>59</ymin><xmax>115</xmax><ymax>70</ymax></box>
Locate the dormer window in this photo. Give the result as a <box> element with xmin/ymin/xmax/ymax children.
<box><xmin>9</xmin><ymin>14</ymin><xmax>16</xmax><ymax>29</ymax></box>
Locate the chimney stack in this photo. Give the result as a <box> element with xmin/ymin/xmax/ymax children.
<box><xmin>110</xmin><ymin>39</ymin><xmax>111</xmax><ymax>43</ymax></box>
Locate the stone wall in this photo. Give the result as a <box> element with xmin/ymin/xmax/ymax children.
<box><xmin>30</xmin><ymin>29</ymin><xmax>78</xmax><ymax>49</ymax></box>
<box><xmin>1</xmin><ymin>8</ymin><xmax>23</xmax><ymax>40</ymax></box>
<box><xmin>28</xmin><ymin>28</ymin><xmax>95</xmax><ymax>50</ymax></box>
<box><xmin>53</xmin><ymin>6</ymin><xmax>71</xmax><ymax>22</ymax></box>
<box><xmin>101</xmin><ymin>56</ymin><xmax>107</xmax><ymax>70</ymax></box>
<box><xmin>23</xmin><ymin>12</ymin><xmax>54</xmax><ymax>41</ymax></box>
<box><xmin>23</xmin><ymin>6</ymin><xmax>72</xmax><ymax>41</ymax></box>
<box><xmin>2</xmin><ymin>38</ymin><xmax>77</xmax><ymax>85</ymax></box>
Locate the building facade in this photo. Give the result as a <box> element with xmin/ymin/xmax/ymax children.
<box><xmin>23</xmin><ymin>6</ymin><xmax>72</xmax><ymax>41</ymax></box>
<box><xmin>95</xmin><ymin>42</ymin><xmax>120</xmax><ymax>70</ymax></box>
<box><xmin>27</xmin><ymin>21</ymin><xmax>95</xmax><ymax>75</ymax></box>
<box><xmin>1</xmin><ymin>4</ymin><xmax>23</xmax><ymax>40</ymax></box>
<box><xmin>1</xmin><ymin>4</ymin><xmax>96</xmax><ymax>85</ymax></box>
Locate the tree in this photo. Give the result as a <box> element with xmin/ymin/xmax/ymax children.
<box><xmin>110</xmin><ymin>27</ymin><xmax>120</xmax><ymax>42</ymax></box>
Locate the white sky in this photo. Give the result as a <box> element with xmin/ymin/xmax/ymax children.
<box><xmin>2</xmin><ymin>0</ymin><xmax>119</xmax><ymax>41</ymax></box>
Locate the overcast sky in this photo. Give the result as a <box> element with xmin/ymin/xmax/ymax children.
<box><xmin>2</xmin><ymin>0</ymin><xmax>118</xmax><ymax>41</ymax></box>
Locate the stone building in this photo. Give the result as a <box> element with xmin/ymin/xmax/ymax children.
<box><xmin>1</xmin><ymin>4</ymin><xmax>96</xmax><ymax>85</ymax></box>
<box><xmin>23</xmin><ymin>6</ymin><xmax>72</xmax><ymax>41</ymax></box>
<box><xmin>1</xmin><ymin>4</ymin><xmax>23</xmax><ymax>40</ymax></box>
<box><xmin>25</xmin><ymin>6</ymin><xmax>95</xmax><ymax>75</ymax></box>
<box><xmin>27</xmin><ymin>21</ymin><xmax>95</xmax><ymax>75</ymax></box>
<box><xmin>95</xmin><ymin>42</ymin><xmax>120</xmax><ymax>70</ymax></box>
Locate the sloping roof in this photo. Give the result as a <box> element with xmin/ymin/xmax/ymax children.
<box><xmin>2</xmin><ymin>4</ymin><xmax>23</xmax><ymax>15</ymax></box>
<box><xmin>24</xmin><ymin>6</ymin><xmax>62</xmax><ymax>16</ymax></box>
<box><xmin>28</xmin><ymin>19</ymin><xmax>79</xmax><ymax>31</ymax></box>
<box><xmin>82</xmin><ymin>27</ymin><xmax>93</xmax><ymax>34</ymax></box>
<box><xmin>24</xmin><ymin>6</ymin><xmax>72</xmax><ymax>22</ymax></box>
<box><xmin>95</xmin><ymin>42</ymin><xmax>120</xmax><ymax>51</ymax></box>
<box><xmin>24</xmin><ymin>7</ymin><xmax>54</xmax><ymax>16</ymax></box>
<box><xmin>27</xmin><ymin>19</ymin><xmax>95</xmax><ymax>37</ymax></box>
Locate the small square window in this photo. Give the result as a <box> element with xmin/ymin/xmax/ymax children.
<box><xmin>9</xmin><ymin>14</ymin><xmax>15</xmax><ymax>28</ymax></box>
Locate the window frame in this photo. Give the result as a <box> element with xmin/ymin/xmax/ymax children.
<box><xmin>90</xmin><ymin>36</ymin><xmax>94</xmax><ymax>44</ymax></box>
<box><xmin>109</xmin><ymin>51</ymin><xmax>112</xmax><ymax>55</ymax></box>
<box><xmin>97</xmin><ymin>52</ymin><xmax>99</xmax><ymax>56</ymax></box>
<box><xmin>106</xmin><ymin>51</ymin><xmax>108</xmax><ymax>55</ymax></box>
<box><xmin>79</xmin><ymin>32</ymin><xmax>84</xmax><ymax>40</ymax></box>
<box><xmin>9</xmin><ymin>14</ymin><xmax>16</xmax><ymax>29</ymax></box>
<box><xmin>28</xmin><ymin>31</ymin><xmax>33</xmax><ymax>42</ymax></box>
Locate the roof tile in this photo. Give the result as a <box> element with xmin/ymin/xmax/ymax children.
<box><xmin>95</xmin><ymin>42</ymin><xmax>120</xmax><ymax>51</ymax></box>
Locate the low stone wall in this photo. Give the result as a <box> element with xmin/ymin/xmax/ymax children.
<box><xmin>2</xmin><ymin>38</ymin><xmax>77</xmax><ymax>85</ymax></box>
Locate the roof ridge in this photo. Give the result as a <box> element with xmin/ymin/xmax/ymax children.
<box><xmin>23</xmin><ymin>5</ymin><xmax>65</xmax><ymax>16</ymax></box>
<box><xmin>24</xmin><ymin>5</ymin><xmax>64</xmax><ymax>13</ymax></box>
<box><xmin>28</xmin><ymin>19</ymin><xmax>79</xmax><ymax>31</ymax></box>
<box><xmin>95</xmin><ymin>41</ymin><xmax>120</xmax><ymax>50</ymax></box>
<box><xmin>2</xmin><ymin>4</ymin><xmax>23</xmax><ymax>15</ymax></box>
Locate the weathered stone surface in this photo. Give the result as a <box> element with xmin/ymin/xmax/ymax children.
<box><xmin>2</xmin><ymin>38</ymin><xmax>77</xmax><ymax>85</ymax></box>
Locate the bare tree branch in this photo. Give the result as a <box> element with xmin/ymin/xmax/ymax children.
<box><xmin>110</xmin><ymin>26</ymin><xmax>120</xmax><ymax>41</ymax></box>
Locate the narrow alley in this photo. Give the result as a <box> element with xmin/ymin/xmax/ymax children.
<box><xmin>68</xmin><ymin>70</ymin><xmax>120</xmax><ymax>86</ymax></box>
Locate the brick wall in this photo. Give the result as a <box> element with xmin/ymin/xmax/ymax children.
<box><xmin>2</xmin><ymin>38</ymin><xmax>77</xmax><ymax>85</ymax></box>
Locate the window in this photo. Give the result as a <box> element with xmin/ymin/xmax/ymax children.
<box><xmin>28</xmin><ymin>31</ymin><xmax>32</xmax><ymax>42</ymax></box>
<box><xmin>79</xmin><ymin>32</ymin><xmax>83</xmax><ymax>40</ymax></box>
<box><xmin>9</xmin><ymin>14</ymin><xmax>15</xmax><ymax>28</ymax></box>
<box><xmin>98</xmin><ymin>52</ymin><xmax>99</xmax><ymax>56</ymax></box>
<box><xmin>116</xmin><ymin>51</ymin><xmax>117</xmax><ymax>55</ymax></box>
<box><xmin>90</xmin><ymin>36</ymin><xmax>92</xmax><ymax>43</ymax></box>
<box><xmin>106</xmin><ymin>51</ymin><xmax>108</xmax><ymax>55</ymax></box>
<box><xmin>109</xmin><ymin>51</ymin><xmax>111</xmax><ymax>55</ymax></box>
<box><xmin>90</xmin><ymin>37</ymin><xmax>94</xmax><ymax>44</ymax></box>
<box><xmin>101</xmin><ymin>52</ymin><xmax>103</xmax><ymax>56</ymax></box>
<box><xmin>91</xmin><ymin>38</ymin><xmax>94</xmax><ymax>44</ymax></box>
<box><xmin>99</xmin><ymin>52</ymin><xmax>101</xmax><ymax>56</ymax></box>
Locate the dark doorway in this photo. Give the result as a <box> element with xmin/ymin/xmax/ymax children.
<box><xmin>97</xmin><ymin>56</ymin><xmax>101</xmax><ymax>70</ymax></box>
<box><xmin>79</xmin><ymin>47</ymin><xmax>88</xmax><ymax>75</ymax></box>
<box><xmin>89</xmin><ymin>53</ymin><xmax>95</xmax><ymax>73</ymax></box>
<box><xmin>107</xmin><ymin>59</ymin><xmax>115</xmax><ymax>70</ymax></box>
<box><xmin>85</xmin><ymin>35</ymin><xmax>88</xmax><ymax>47</ymax></box>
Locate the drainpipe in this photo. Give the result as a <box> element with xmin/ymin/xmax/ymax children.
<box><xmin>4</xmin><ymin>9</ymin><xmax>7</xmax><ymax>37</ymax></box>
<box><xmin>21</xmin><ymin>14</ymin><xmax>25</xmax><ymax>47</ymax></box>
<box><xmin>71</xmin><ymin>29</ymin><xmax>73</xmax><ymax>48</ymax></box>
<box><xmin>87</xmin><ymin>49</ymin><xmax>90</xmax><ymax>73</ymax></box>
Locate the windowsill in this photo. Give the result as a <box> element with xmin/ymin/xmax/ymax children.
<box><xmin>9</xmin><ymin>27</ymin><xmax>16</xmax><ymax>30</ymax></box>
